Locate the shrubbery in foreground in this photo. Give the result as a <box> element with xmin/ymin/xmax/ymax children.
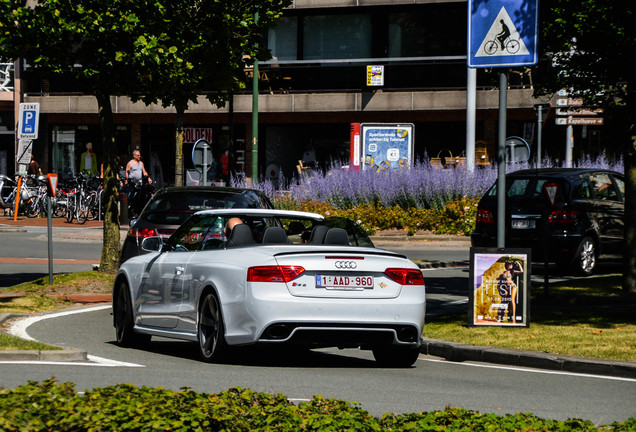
<box><xmin>1</xmin><ymin>379</ymin><xmax>634</xmax><ymax>431</ymax></box>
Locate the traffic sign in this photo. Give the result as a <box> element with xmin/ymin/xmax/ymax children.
<box><xmin>556</xmin><ymin>98</ymin><xmax>584</xmax><ymax>107</ymax></box>
<box><xmin>18</xmin><ymin>103</ymin><xmax>40</xmax><ymax>139</ymax></box>
<box><xmin>16</xmin><ymin>138</ymin><xmax>32</xmax><ymax>165</ymax></box>
<box><xmin>555</xmin><ymin>108</ymin><xmax>603</xmax><ymax>116</ymax></box>
<box><xmin>192</xmin><ymin>139</ymin><xmax>213</xmax><ymax>173</ymax></box>
<box><xmin>46</xmin><ymin>173</ymin><xmax>58</xmax><ymax>197</ymax></box>
<box><xmin>543</xmin><ymin>182</ymin><xmax>559</xmax><ymax>207</ymax></box>
<box><xmin>468</xmin><ymin>0</ymin><xmax>539</xmax><ymax>68</ymax></box>
<box><xmin>555</xmin><ymin>117</ymin><xmax>604</xmax><ymax>126</ymax></box>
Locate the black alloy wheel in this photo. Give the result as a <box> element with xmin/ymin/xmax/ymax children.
<box><xmin>198</xmin><ymin>292</ymin><xmax>229</xmax><ymax>362</ymax></box>
<box><xmin>114</xmin><ymin>281</ymin><xmax>150</xmax><ymax>347</ymax></box>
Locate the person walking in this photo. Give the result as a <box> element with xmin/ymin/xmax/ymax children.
<box><xmin>125</xmin><ymin>149</ymin><xmax>152</xmax><ymax>184</ymax></box>
<box><xmin>27</xmin><ymin>154</ymin><xmax>40</xmax><ymax>176</ymax></box>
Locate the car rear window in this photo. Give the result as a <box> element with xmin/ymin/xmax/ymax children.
<box><xmin>142</xmin><ymin>192</ymin><xmax>261</xmax><ymax>225</ymax></box>
<box><xmin>488</xmin><ymin>178</ymin><xmax>566</xmax><ymax>200</ymax></box>
<box><xmin>589</xmin><ymin>173</ymin><xmax>619</xmax><ymax>201</ymax></box>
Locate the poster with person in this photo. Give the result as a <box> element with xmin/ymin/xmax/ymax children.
<box><xmin>469</xmin><ymin>248</ymin><xmax>531</xmax><ymax>327</ymax></box>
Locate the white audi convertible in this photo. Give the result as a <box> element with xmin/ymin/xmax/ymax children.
<box><xmin>113</xmin><ymin>209</ymin><xmax>426</xmax><ymax>367</ymax></box>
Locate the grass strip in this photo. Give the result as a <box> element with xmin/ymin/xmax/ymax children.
<box><xmin>424</xmin><ymin>274</ymin><xmax>636</xmax><ymax>361</ymax></box>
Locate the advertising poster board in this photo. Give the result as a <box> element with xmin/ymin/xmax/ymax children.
<box><xmin>469</xmin><ymin>248</ymin><xmax>531</xmax><ymax>327</ymax></box>
<box><xmin>360</xmin><ymin>123</ymin><xmax>414</xmax><ymax>171</ymax></box>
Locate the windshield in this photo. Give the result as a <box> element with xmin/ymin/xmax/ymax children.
<box><xmin>142</xmin><ymin>191</ymin><xmax>262</xmax><ymax>225</ymax></box>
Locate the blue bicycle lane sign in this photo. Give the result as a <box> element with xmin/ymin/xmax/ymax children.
<box><xmin>468</xmin><ymin>0</ymin><xmax>539</xmax><ymax>68</ymax></box>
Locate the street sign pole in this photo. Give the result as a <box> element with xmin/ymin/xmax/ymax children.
<box><xmin>534</xmin><ymin>103</ymin><xmax>551</xmax><ymax>168</ymax></box>
<box><xmin>566</xmin><ymin>124</ymin><xmax>574</xmax><ymax>168</ymax></box>
<box><xmin>47</xmin><ymin>195</ymin><xmax>53</xmax><ymax>285</ymax></box>
<box><xmin>497</xmin><ymin>72</ymin><xmax>507</xmax><ymax>249</ymax></box>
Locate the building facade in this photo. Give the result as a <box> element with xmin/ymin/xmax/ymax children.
<box><xmin>0</xmin><ymin>0</ymin><xmax>610</xmax><ymax>184</ymax></box>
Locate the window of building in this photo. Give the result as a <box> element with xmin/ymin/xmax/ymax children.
<box><xmin>303</xmin><ymin>14</ymin><xmax>371</xmax><ymax>60</ymax></box>
<box><xmin>268</xmin><ymin>16</ymin><xmax>298</xmax><ymax>61</ymax></box>
<box><xmin>388</xmin><ymin>7</ymin><xmax>465</xmax><ymax>57</ymax></box>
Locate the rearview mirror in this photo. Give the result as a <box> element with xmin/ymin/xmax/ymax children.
<box><xmin>141</xmin><ymin>236</ymin><xmax>163</xmax><ymax>252</ymax></box>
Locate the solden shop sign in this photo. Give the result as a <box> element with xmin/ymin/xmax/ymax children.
<box><xmin>183</xmin><ymin>127</ymin><xmax>213</xmax><ymax>144</ymax></box>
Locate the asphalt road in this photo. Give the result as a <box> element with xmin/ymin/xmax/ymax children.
<box><xmin>2</xmin><ymin>294</ymin><xmax>635</xmax><ymax>424</ymax></box>
<box><xmin>2</xmin><ymin>224</ymin><xmax>634</xmax><ymax>424</ymax></box>
<box><xmin>0</xmin><ymin>226</ymin><xmax>102</xmax><ymax>287</ymax></box>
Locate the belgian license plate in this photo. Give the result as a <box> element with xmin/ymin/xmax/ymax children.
<box><xmin>316</xmin><ymin>275</ymin><xmax>374</xmax><ymax>290</ymax></box>
<box><xmin>511</xmin><ymin>219</ymin><xmax>535</xmax><ymax>229</ymax></box>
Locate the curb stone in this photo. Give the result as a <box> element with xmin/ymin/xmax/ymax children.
<box><xmin>420</xmin><ymin>338</ymin><xmax>636</xmax><ymax>379</ymax></box>
<box><xmin>0</xmin><ymin>311</ymin><xmax>91</xmax><ymax>363</ymax></box>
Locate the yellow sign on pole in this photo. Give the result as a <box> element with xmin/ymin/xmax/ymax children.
<box><xmin>366</xmin><ymin>65</ymin><xmax>384</xmax><ymax>86</ymax></box>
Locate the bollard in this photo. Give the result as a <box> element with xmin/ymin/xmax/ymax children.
<box><xmin>119</xmin><ymin>192</ymin><xmax>129</xmax><ymax>226</ymax></box>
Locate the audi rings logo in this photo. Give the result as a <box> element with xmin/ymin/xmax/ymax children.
<box><xmin>335</xmin><ymin>261</ymin><xmax>357</xmax><ymax>269</ymax></box>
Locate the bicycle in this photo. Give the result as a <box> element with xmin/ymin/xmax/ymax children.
<box><xmin>0</xmin><ymin>174</ymin><xmax>18</xmax><ymax>215</ymax></box>
<box><xmin>484</xmin><ymin>37</ymin><xmax>520</xmax><ymax>55</ymax></box>
<box><xmin>24</xmin><ymin>175</ymin><xmax>49</xmax><ymax>218</ymax></box>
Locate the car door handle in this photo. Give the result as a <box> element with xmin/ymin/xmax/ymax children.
<box><xmin>175</xmin><ymin>266</ymin><xmax>185</xmax><ymax>275</ymax></box>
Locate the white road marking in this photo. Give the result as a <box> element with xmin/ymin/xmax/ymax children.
<box><xmin>8</xmin><ymin>304</ymin><xmax>112</xmax><ymax>340</ymax></box>
<box><xmin>419</xmin><ymin>357</ymin><xmax>636</xmax><ymax>383</ymax></box>
<box><xmin>5</xmin><ymin>304</ymin><xmax>144</xmax><ymax>367</ymax></box>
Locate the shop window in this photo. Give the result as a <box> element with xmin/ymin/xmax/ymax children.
<box><xmin>51</xmin><ymin>127</ymin><xmax>76</xmax><ymax>181</ymax></box>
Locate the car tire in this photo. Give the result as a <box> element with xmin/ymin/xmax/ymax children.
<box><xmin>198</xmin><ymin>292</ymin><xmax>229</xmax><ymax>363</ymax></box>
<box><xmin>114</xmin><ymin>281</ymin><xmax>151</xmax><ymax>347</ymax></box>
<box><xmin>571</xmin><ymin>236</ymin><xmax>597</xmax><ymax>276</ymax></box>
<box><xmin>372</xmin><ymin>346</ymin><xmax>420</xmax><ymax>368</ymax></box>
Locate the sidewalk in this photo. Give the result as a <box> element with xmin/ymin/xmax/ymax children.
<box><xmin>1</xmin><ymin>217</ymin><xmax>634</xmax><ymax>378</ymax></box>
<box><xmin>0</xmin><ymin>213</ymin><xmax>105</xmax><ymax>229</ymax></box>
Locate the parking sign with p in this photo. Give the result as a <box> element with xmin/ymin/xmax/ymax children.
<box><xmin>18</xmin><ymin>103</ymin><xmax>40</xmax><ymax>139</ymax></box>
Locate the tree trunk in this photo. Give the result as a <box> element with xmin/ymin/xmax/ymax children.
<box><xmin>96</xmin><ymin>91</ymin><xmax>121</xmax><ymax>274</ymax></box>
<box><xmin>174</xmin><ymin>105</ymin><xmax>186</xmax><ymax>186</ymax></box>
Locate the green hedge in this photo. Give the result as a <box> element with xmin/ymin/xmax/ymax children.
<box><xmin>286</xmin><ymin>197</ymin><xmax>479</xmax><ymax>236</ymax></box>
<box><xmin>1</xmin><ymin>379</ymin><xmax>633</xmax><ymax>431</ymax></box>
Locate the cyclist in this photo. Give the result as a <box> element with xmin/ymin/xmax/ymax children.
<box><xmin>496</xmin><ymin>19</ymin><xmax>511</xmax><ymax>51</ymax></box>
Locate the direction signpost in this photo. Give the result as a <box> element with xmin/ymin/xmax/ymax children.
<box><xmin>556</xmin><ymin>117</ymin><xmax>604</xmax><ymax>126</ymax></box>
<box><xmin>555</xmin><ymin>90</ymin><xmax>604</xmax><ymax>166</ymax></box>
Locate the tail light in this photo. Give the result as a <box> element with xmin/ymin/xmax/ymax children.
<box><xmin>247</xmin><ymin>266</ymin><xmax>305</xmax><ymax>283</ymax></box>
<box><xmin>549</xmin><ymin>210</ymin><xmax>578</xmax><ymax>224</ymax></box>
<box><xmin>476</xmin><ymin>209</ymin><xmax>494</xmax><ymax>224</ymax></box>
<box><xmin>129</xmin><ymin>228</ymin><xmax>160</xmax><ymax>238</ymax></box>
<box><xmin>384</xmin><ymin>268</ymin><xmax>425</xmax><ymax>286</ymax></box>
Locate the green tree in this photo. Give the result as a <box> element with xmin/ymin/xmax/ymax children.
<box><xmin>0</xmin><ymin>0</ymin><xmax>288</xmax><ymax>272</ymax></box>
<box><xmin>533</xmin><ymin>0</ymin><xmax>636</xmax><ymax>291</ymax></box>
<box><xmin>128</xmin><ymin>0</ymin><xmax>288</xmax><ymax>186</ymax></box>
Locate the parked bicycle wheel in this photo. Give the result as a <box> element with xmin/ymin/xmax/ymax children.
<box><xmin>66</xmin><ymin>193</ymin><xmax>75</xmax><ymax>223</ymax></box>
<box><xmin>76</xmin><ymin>198</ymin><xmax>88</xmax><ymax>224</ymax></box>
<box><xmin>25</xmin><ymin>197</ymin><xmax>41</xmax><ymax>218</ymax></box>
<box><xmin>53</xmin><ymin>196</ymin><xmax>67</xmax><ymax>218</ymax></box>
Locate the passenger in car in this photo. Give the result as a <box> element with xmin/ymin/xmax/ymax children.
<box><xmin>224</xmin><ymin>217</ymin><xmax>244</xmax><ymax>238</ymax></box>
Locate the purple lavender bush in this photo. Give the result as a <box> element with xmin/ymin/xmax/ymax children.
<box><xmin>232</xmin><ymin>154</ymin><xmax>623</xmax><ymax>211</ymax></box>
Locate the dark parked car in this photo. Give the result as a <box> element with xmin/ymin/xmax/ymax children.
<box><xmin>471</xmin><ymin>168</ymin><xmax>624</xmax><ymax>275</ymax></box>
<box><xmin>119</xmin><ymin>186</ymin><xmax>274</xmax><ymax>264</ymax></box>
